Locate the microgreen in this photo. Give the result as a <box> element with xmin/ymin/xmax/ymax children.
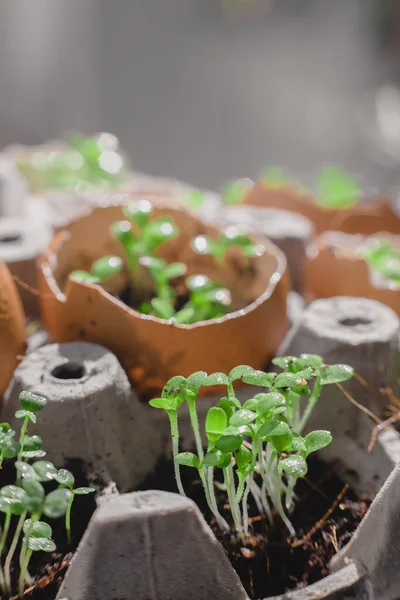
<box><xmin>17</xmin><ymin>132</ymin><xmax>127</xmax><ymax>192</ymax></box>
<box><xmin>362</xmin><ymin>239</ymin><xmax>400</xmax><ymax>285</ymax></box>
<box><xmin>69</xmin><ymin>255</ymin><xmax>123</xmax><ymax>285</ymax></box>
<box><xmin>0</xmin><ymin>391</ymin><xmax>94</xmax><ymax>597</ymax></box>
<box><xmin>150</xmin><ymin>356</ymin><xmax>353</xmax><ymax>538</ymax></box>
<box><xmin>220</xmin><ymin>179</ymin><xmax>249</xmax><ymax>205</ymax></box>
<box><xmin>316</xmin><ymin>166</ymin><xmax>360</xmax><ymax>209</ymax></box>
<box><xmin>191</xmin><ymin>226</ymin><xmax>265</xmax><ymax>263</ymax></box>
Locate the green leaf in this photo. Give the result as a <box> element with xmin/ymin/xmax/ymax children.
<box><xmin>43</xmin><ymin>489</ymin><xmax>72</xmax><ymax>519</ymax></box>
<box><xmin>146</xmin><ymin>218</ymin><xmax>178</xmax><ymax>248</ymax></box>
<box><xmin>305</xmin><ymin>430</ymin><xmax>333</xmax><ymax>455</ymax></box>
<box><xmin>229</xmin><ymin>409</ymin><xmax>257</xmax><ymax>427</ymax></box>
<box><xmin>300</xmin><ymin>354</ymin><xmax>323</xmax><ymax>367</ymax></box>
<box><xmin>217</xmin><ymin>397</ymin><xmax>241</xmax><ymax>420</ymax></box>
<box><xmin>242</xmin><ymin>370</ymin><xmax>276</xmax><ymax>388</ymax></box>
<box><xmin>15</xmin><ymin>462</ymin><xmax>38</xmax><ymax>480</ymax></box>
<box><xmin>320</xmin><ymin>364</ymin><xmax>354</xmax><ymax>385</ymax></box>
<box><xmin>164</xmin><ymin>263</ymin><xmax>187</xmax><ymax>280</ymax></box>
<box><xmin>161</xmin><ymin>376</ymin><xmax>188</xmax><ymax>410</ymax></box>
<box><xmin>174</xmin><ymin>305</ymin><xmax>196</xmax><ymax>324</ymax></box>
<box><xmin>316</xmin><ymin>166</ymin><xmax>360</xmax><ymax>209</ymax></box>
<box><xmin>187</xmin><ymin>371</ymin><xmax>208</xmax><ymax>394</ymax></box>
<box><xmin>15</xmin><ymin>410</ymin><xmax>36</xmax><ymax>424</ymax></box>
<box><xmin>0</xmin><ymin>486</ymin><xmax>28</xmax><ymax>516</ymax></box>
<box><xmin>190</xmin><ymin>235</ymin><xmax>215</xmax><ymax>256</ymax></box>
<box><xmin>22</xmin><ymin>435</ymin><xmax>43</xmax><ymax>452</ymax></box>
<box><xmin>21</xmin><ymin>450</ymin><xmax>46</xmax><ymax>459</ymax></box>
<box><xmin>224</xmin><ymin>424</ymin><xmax>254</xmax><ymax>438</ymax></box>
<box><xmin>175</xmin><ymin>452</ymin><xmax>200</xmax><ymax>468</ymax></box>
<box><xmin>74</xmin><ymin>487</ymin><xmax>95</xmax><ymax>495</ymax></box>
<box><xmin>123</xmin><ymin>198</ymin><xmax>152</xmax><ymax>227</ymax></box>
<box><xmin>24</xmin><ymin>520</ymin><xmax>52</xmax><ymax>539</ymax></box>
<box><xmin>279</xmin><ymin>455</ymin><xmax>308</xmax><ymax>479</ymax></box>
<box><xmin>221</xmin><ymin>180</ymin><xmax>247</xmax><ymax>205</ymax></box>
<box><xmin>185</xmin><ymin>190</ymin><xmax>205</xmax><ymax>210</ymax></box>
<box><xmin>291</xmin><ymin>433</ymin><xmax>307</xmax><ymax>456</ymax></box>
<box><xmin>257</xmin><ymin>421</ymin><xmax>293</xmax><ymax>452</ymax></box>
<box><xmin>235</xmin><ymin>445</ymin><xmax>252</xmax><ymax>469</ymax></box>
<box><xmin>254</xmin><ymin>392</ymin><xmax>286</xmax><ymax>415</ymax></box>
<box><xmin>274</xmin><ymin>369</ymin><xmax>315</xmax><ymax>388</ymax></box>
<box><xmin>205</xmin><ymin>407</ymin><xmax>228</xmax><ymax>444</ymax></box>
<box><xmin>56</xmin><ymin>469</ymin><xmax>75</xmax><ymax>488</ymax></box>
<box><xmin>215</xmin><ymin>435</ymin><xmax>242</xmax><ymax>453</ymax></box>
<box><xmin>272</xmin><ymin>356</ymin><xmax>301</xmax><ymax>372</ymax></box>
<box><xmin>32</xmin><ymin>461</ymin><xmax>58</xmax><ymax>482</ymax></box>
<box><xmin>151</xmin><ymin>298</ymin><xmax>175</xmax><ymax>320</ymax></box>
<box><xmin>148</xmin><ymin>397</ymin><xmax>176</xmax><ymax>411</ymax></box>
<box><xmin>202</xmin><ymin>449</ymin><xmax>231</xmax><ymax>468</ymax></box>
<box><xmin>111</xmin><ymin>220</ymin><xmax>136</xmax><ymax>251</ymax></box>
<box><xmin>27</xmin><ymin>537</ymin><xmax>56</xmax><ymax>552</ymax></box>
<box><xmin>18</xmin><ymin>391</ymin><xmax>47</xmax><ymax>413</ymax></box>
<box><xmin>22</xmin><ymin>479</ymin><xmax>45</xmax><ymax>512</ymax></box>
<box><xmin>228</xmin><ymin>365</ymin><xmax>255</xmax><ymax>383</ymax></box>
<box><xmin>91</xmin><ymin>255</ymin><xmax>123</xmax><ymax>281</ymax></box>
<box><xmin>1</xmin><ymin>438</ymin><xmax>21</xmax><ymax>458</ymax></box>
<box><xmin>69</xmin><ymin>270</ymin><xmax>100</xmax><ymax>284</ymax></box>
<box><xmin>203</xmin><ymin>373</ymin><xmax>229</xmax><ymax>386</ymax></box>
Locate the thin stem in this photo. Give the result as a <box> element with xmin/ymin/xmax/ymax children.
<box><xmin>242</xmin><ymin>473</ymin><xmax>255</xmax><ymax>535</ymax></box>
<box><xmin>17</xmin><ymin>416</ymin><xmax>30</xmax><ymax>484</ymax></box>
<box><xmin>269</xmin><ymin>455</ymin><xmax>295</xmax><ymax>536</ymax></box>
<box><xmin>18</xmin><ymin>548</ymin><xmax>32</xmax><ymax>597</ymax></box>
<box><xmin>257</xmin><ymin>441</ymin><xmax>273</xmax><ymax>523</ymax></box>
<box><xmin>186</xmin><ymin>395</ymin><xmax>204</xmax><ymax>461</ymax></box>
<box><xmin>200</xmin><ymin>468</ymin><xmax>229</xmax><ymax>531</ymax></box>
<box><xmin>168</xmin><ymin>411</ymin><xmax>185</xmax><ymax>496</ymax></box>
<box><xmin>4</xmin><ymin>511</ymin><xmax>26</xmax><ymax>595</ymax></box>
<box><xmin>224</xmin><ymin>464</ymin><xmax>242</xmax><ymax>533</ymax></box>
<box><xmin>297</xmin><ymin>378</ymin><xmax>322</xmax><ymax>433</ymax></box>
<box><xmin>227</xmin><ymin>382</ymin><xmax>235</xmax><ymax>398</ymax></box>
<box><xmin>235</xmin><ymin>473</ymin><xmax>246</xmax><ymax>504</ymax></box>
<box><xmin>0</xmin><ymin>513</ymin><xmax>11</xmax><ymax>556</ymax></box>
<box><xmin>65</xmin><ymin>492</ymin><xmax>74</xmax><ymax>544</ymax></box>
<box><xmin>285</xmin><ymin>477</ymin><xmax>296</xmax><ymax>511</ymax></box>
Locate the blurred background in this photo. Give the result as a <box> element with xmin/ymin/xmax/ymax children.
<box><xmin>1</xmin><ymin>0</ymin><xmax>400</xmax><ymax>191</ymax></box>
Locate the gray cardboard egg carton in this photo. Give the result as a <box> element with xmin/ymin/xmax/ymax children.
<box><xmin>1</xmin><ymin>293</ymin><xmax>400</xmax><ymax>599</ymax></box>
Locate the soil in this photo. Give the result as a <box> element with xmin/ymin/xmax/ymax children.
<box><xmin>0</xmin><ymin>459</ymin><xmax>97</xmax><ymax>600</ymax></box>
<box><xmin>139</xmin><ymin>456</ymin><xmax>372</xmax><ymax>599</ymax></box>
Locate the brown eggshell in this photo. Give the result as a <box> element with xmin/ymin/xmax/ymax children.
<box><xmin>0</xmin><ymin>261</ymin><xmax>27</xmax><ymax>399</ymax></box>
<box><xmin>304</xmin><ymin>231</ymin><xmax>400</xmax><ymax>315</ymax></box>
<box><xmin>39</xmin><ymin>199</ymin><xmax>290</xmax><ymax>401</ymax></box>
<box><xmin>329</xmin><ymin>197</ymin><xmax>400</xmax><ymax>235</ymax></box>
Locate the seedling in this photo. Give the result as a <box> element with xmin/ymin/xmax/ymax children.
<box><xmin>316</xmin><ymin>166</ymin><xmax>360</xmax><ymax>209</ymax></box>
<box><xmin>0</xmin><ymin>391</ymin><xmax>94</xmax><ymax>598</ymax></box>
<box><xmin>174</xmin><ymin>275</ymin><xmax>232</xmax><ymax>324</ymax></box>
<box><xmin>69</xmin><ymin>255</ymin><xmax>123</xmax><ymax>285</ymax></box>
<box><xmin>55</xmin><ymin>469</ymin><xmax>94</xmax><ymax>544</ymax></box>
<box><xmin>191</xmin><ymin>226</ymin><xmax>265</xmax><ymax>263</ymax></box>
<box><xmin>150</xmin><ymin>357</ymin><xmax>354</xmax><ymax>538</ymax></box>
<box><xmin>17</xmin><ymin>132</ymin><xmax>127</xmax><ymax>191</ymax></box>
<box><xmin>112</xmin><ymin>199</ymin><xmax>178</xmax><ymax>274</ymax></box>
<box><xmin>220</xmin><ymin>179</ymin><xmax>251</xmax><ymax>205</ymax></box>
<box><xmin>362</xmin><ymin>239</ymin><xmax>400</xmax><ymax>285</ymax></box>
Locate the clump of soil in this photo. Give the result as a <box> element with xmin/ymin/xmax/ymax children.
<box><xmin>0</xmin><ymin>459</ymin><xmax>97</xmax><ymax>600</ymax></box>
<box><xmin>139</xmin><ymin>456</ymin><xmax>371</xmax><ymax>599</ymax></box>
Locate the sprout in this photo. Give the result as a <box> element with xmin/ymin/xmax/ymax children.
<box><xmin>150</xmin><ymin>357</ymin><xmax>352</xmax><ymax>538</ymax></box>
<box><xmin>69</xmin><ymin>255</ymin><xmax>123</xmax><ymax>285</ymax></box>
<box><xmin>362</xmin><ymin>239</ymin><xmax>400</xmax><ymax>285</ymax></box>
<box><xmin>0</xmin><ymin>391</ymin><xmax>93</xmax><ymax>597</ymax></box>
<box><xmin>316</xmin><ymin>166</ymin><xmax>360</xmax><ymax>209</ymax></box>
<box><xmin>191</xmin><ymin>227</ymin><xmax>265</xmax><ymax>263</ymax></box>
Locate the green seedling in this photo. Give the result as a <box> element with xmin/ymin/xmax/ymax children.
<box><xmin>112</xmin><ymin>199</ymin><xmax>178</xmax><ymax>274</ymax></box>
<box><xmin>139</xmin><ymin>256</ymin><xmax>187</xmax><ymax>319</ymax></box>
<box><xmin>0</xmin><ymin>391</ymin><xmax>93</xmax><ymax>598</ymax></box>
<box><xmin>220</xmin><ymin>179</ymin><xmax>250</xmax><ymax>205</ymax></box>
<box><xmin>191</xmin><ymin>226</ymin><xmax>265</xmax><ymax>263</ymax></box>
<box><xmin>174</xmin><ymin>275</ymin><xmax>232</xmax><ymax>324</ymax></box>
<box><xmin>150</xmin><ymin>356</ymin><xmax>353</xmax><ymax>538</ymax></box>
<box><xmin>362</xmin><ymin>239</ymin><xmax>400</xmax><ymax>285</ymax></box>
<box><xmin>69</xmin><ymin>255</ymin><xmax>123</xmax><ymax>285</ymax></box>
<box><xmin>56</xmin><ymin>469</ymin><xmax>94</xmax><ymax>544</ymax></box>
<box><xmin>17</xmin><ymin>132</ymin><xmax>127</xmax><ymax>192</ymax></box>
<box><xmin>184</xmin><ymin>189</ymin><xmax>205</xmax><ymax>210</ymax></box>
<box><xmin>316</xmin><ymin>166</ymin><xmax>360</xmax><ymax>209</ymax></box>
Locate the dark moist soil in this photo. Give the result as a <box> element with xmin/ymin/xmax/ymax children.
<box><xmin>139</xmin><ymin>456</ymin><xmax>372</xmax><ymax>600</ymax></box>
<box><xmin>0</xmin><ymin>459</ymin><xmax>97</xmax><ymax>600</ymax></box>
